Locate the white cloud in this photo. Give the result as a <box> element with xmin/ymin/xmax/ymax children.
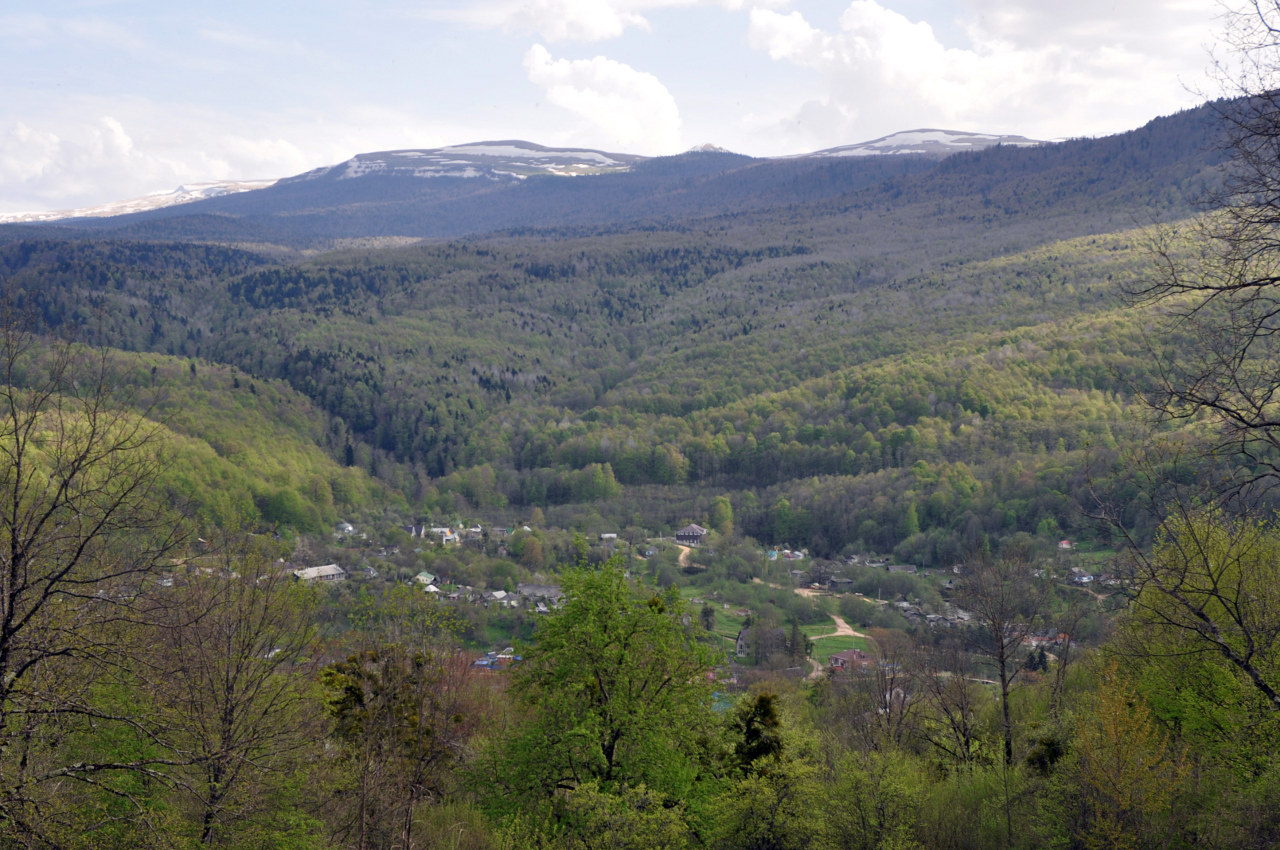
<box><xmin>956</xmin><ymin>0</ymin><xmax>1212</xmax><ymax>51</ymax></box>
<box><xmin>449</xmin><ymin>0</ymin><xmax>787</xmax><ymax>42</ymax></box>
<box><xmin>0</xmin><ymin>115</ymin><xmax>194</xmax><ymax>212</ymax></box>
<box><xmin>744</xmin><ymin>0</ymin><xmax>1218</xmax><ymax>150</ymax></box>
<box><xmin>749</xmin><ymin>9</ymin><xmax>822</xmax><ymax>63</ymax></box>
<box><xmin>0</xmin><ymin>108</ymin><xmax>337</xmax><ymax>213</ymax></box>
<box><xmin>0</xmin><ymin>92</ymin><xmax>569</xmax><ymax>213</ymax></box>
<box><xmin>508</xmin><ymin>0</ymin><xmax>650</xmax><ymax>41</ymax></box>
<box><xmin>0</xmin><ymin>122</ymin><xmax>59</xmax><ymax>187</ymax></box>
<box><xmin>523</xmin><ymin>44</ymin><xmax>681</xmax><ymax>152</ymax></box>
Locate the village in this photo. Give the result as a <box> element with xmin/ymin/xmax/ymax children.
<box><xmin>283</xmin><ymin>517</ymin><xmax>1103</xmax><ymax>682</ymax></box>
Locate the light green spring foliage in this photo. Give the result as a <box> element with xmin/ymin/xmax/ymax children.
<box><xmin>7</xmin><ymin>338</ymin><xmax>382</xmax><ymax>535</ymax></box>
<box><xmin>93</xmin><ymin>349</ymin><xmax>383</xmax><ymax>532</ymax></box>
<box><xmin>1119</xmin><ymin>510</ymin><xmax>1280</xmax><ymax>773</ymax></box>
<box><xmin>712</xmin><ymin>688</ymin><xmax>833</xmax><ymax>850</ymax></box>
<box><xmin>484</xmin><ymin>557</ymin><xmax>722</xmax><ymax>836</ymax></box>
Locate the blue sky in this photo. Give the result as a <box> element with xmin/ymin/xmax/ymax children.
<box><xmin>0</xmin><ymin>0</ymin><xmax>1223</xmax><ymax>213</ymax></box>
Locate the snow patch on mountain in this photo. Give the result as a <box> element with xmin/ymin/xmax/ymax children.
<box><xmin>293</xmin><ymin>140</ymin><xmax>644</xmax><ymax>184</ymax></box>
<box><xmin>0</xmin><ymin>180</ymin><xmax>277</xmax><ymax>224</ymax></box>
<box><xmin>800</xmin><ymin>129</ymin><xmax>1045</xmax><ymax>158</ymax></box>
<box><xmin>443</xmin><ymin>143</ymin><xmax>625</xmax><ymax>165</ymax></box>
<box><xmin>0</xmin><ymin>130</ymin><xmax>1048</xmax><ymax>224</ymax></box>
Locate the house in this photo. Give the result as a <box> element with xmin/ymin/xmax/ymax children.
<box><xmin>675</xmin><ymin>524</ymin><xmax>709</xmax><ymax>546</ymax></box>
<box><xmin>887</xmin><ymin>564</ymin><xmax>917</xmax><ymax>574</ymax></box>
<box><xmin>414</xmin><ymin>571</ymin><xmax>437</xmax><ymax>586</ymax></box>
<box><xmin>472</xmin><ymin>647</ymin><xmax>521</xmax><ymax>670</ymax></box>
<box><xmin>292</xmin><ymin>564</ymin><xmax>346</xmax><ymax>583</ymax></box>
<box><xmin>516</xmin><ymin>583</ymin><xmax>564</xmax><ymax>608</ymax></box>
<box><xmin>430</xmin><ymin>527</ymin><xmax>460</xmax><ymax>545</ymax></box>
<box><xmin>483</xmin><ymin>590</ymin><xmax>516</xmax><ymax>607</ymax></box>
<box><xmin>334</xmin><ymin>521</ymin><xmax>355</xmax><ymax>536</ymax></box>
<box><xmin>1058</xmin><ymin>539</ymin><xmax>1074</xmax><ymax>550</ymax></box>
<box><xmin>829</xmin><ymin>648</ymin><xmax>872</xmax><ymax>671</ymax></box>
<box><xmin>1027</xmin><ymin>631</ymin><xmax>1062</xmax><ymax>649</ymax></box>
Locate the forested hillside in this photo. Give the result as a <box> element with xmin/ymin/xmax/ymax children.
<box><xmin>7</xmin><ymin>82</ymin><xmax>1280</xmax><ymax>849</ymax></box>
<box><xmin>0</xmin><ymin>101</ymin><xmax>1233</xmax><ymax>559</ymax></box>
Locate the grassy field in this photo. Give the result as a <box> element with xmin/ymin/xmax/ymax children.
<box><xmin>680</xmin><ymin>588</ymin><xmax>879</xmax><ymax>664</ymax></box>
<box><xmin>811</xmin><ymin>634</ymin><xmax>872</xmax><ymax>660</ymax></box>
<box><xmin>678</xmin><ymin>589</ymin><xmax>749</xmax><ymax>656</ymax></box>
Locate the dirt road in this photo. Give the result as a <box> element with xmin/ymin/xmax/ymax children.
<box><xmin>749</xmin><ymin>578</ymin><xmax>874</xmax><ymax>677</ymax></box>
<box><xmin>812</xmin><ymin>613</ymin><xmax>865</xmax><ymax>640</ymax></box>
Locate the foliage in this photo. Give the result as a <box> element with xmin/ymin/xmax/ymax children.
<box><xmin>8</xmin><ymin>89</ymin><xmax>1280</xmax><ymax>848</ymax></box>
<box><xmin>1046</xmin><ymin>662</ymin><xmax>1187</xmax><ymax>850</ymax></box>
<box><xmin>0</xmin><ymin>323</ymin><xmax>188</xmax><ymax>843</ymax></box>
<box><xmin>320</xmin><ymin>586</ymin><xmax>484</xmax><ymax>850</ymax></box>
<box><xmin>480</xmin><ymin>557</ymin><xmax>722</xmax><ymax>840</ymax></box>
<box><xmin>0</xmin><ymin>111</ymin><xmax>1235</xmax><ymax>558</ymax></box>
<box><xmin>710</xmin><ymin>692</ymin><xmax>832</xmax><ymax>850</ymax></box>
<box><xmin>1120</xmin><ymin>508</ymin><xmax>1280</xmax><ymax>715</ymax></box>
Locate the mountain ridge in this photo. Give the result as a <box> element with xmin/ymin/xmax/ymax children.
<box><xmin>0</xmin><ymin>128</ymin><xmax>1047</xmax><ymax>227</ymax></box>
<box><xmin>0</xmin><ymin>102</ymin><xmax>1221</xmax><ymax>255</ymax></box>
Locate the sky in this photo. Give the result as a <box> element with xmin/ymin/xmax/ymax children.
<box><xmin>0</xmin><ymin>0</ymin><xmax>1227</xmax><ymax>214</ymax></box>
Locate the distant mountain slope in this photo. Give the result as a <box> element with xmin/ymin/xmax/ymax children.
<box><xmin>284</xmin><ymin>140</ymin><xmax>645</xmax><ymax>183</ymax></box>
<box><xmin>0</xmin><ymin>180</ymin><xmax>277</xmax><ymax>224</ymax></box>
<box><xmin>805</xmin><ymin>128</ymin><xmax>1044</xmax><ymax>157</ymax></box>
<box><xmin>0</xmin><ymin>107</ymin><xmax>1219</xmax><ymax>248</ymax></box>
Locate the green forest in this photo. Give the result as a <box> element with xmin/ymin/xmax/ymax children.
<box><xmin>6</xmin><ymin>57</ymin><xmax>1280</xmax><ymax>847</ymax></box>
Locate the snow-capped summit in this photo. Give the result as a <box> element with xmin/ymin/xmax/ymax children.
<box><xmin>803</xmin><ymin>129</ymin><xmax>1045</xmax><ymax>158</ymax></box>
<box><xmin>285</xmin><ymin>140</ymin><xmax>645</xmax><ymax>184</ymax></box>
<box><xmin>686</xmin><ymin>143</ymin><xmax>735</xmax><ymax>154</ymax></box>
<box><xmin>0</xmin><ymin>130</ymin><xmax>1050</xmax><ymax>226</ymax></box>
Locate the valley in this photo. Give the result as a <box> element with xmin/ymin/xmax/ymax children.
<box><xmin>0</xmin><ymin>97</ymin><xmax>1275</xmax><ymax>848</ymax></box>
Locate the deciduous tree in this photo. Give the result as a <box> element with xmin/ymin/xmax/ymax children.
<box><xmin>483</xmin><ymin>559</ymin><xmax>720</xmax><ymax>834</ymax></box>
<box><xmin>1131</xmin><ymin>2</ymin><xmax>1280</xmax><ymax>489</ymax></box>
<box><xmin>0</xmin><ymin>321</ymin><xmax>187</xmax><ymax>842</ymax></box>
<box><xmin>1055</xmin><ymin>662</ymin><xmax>1187</xmax><ymax>850</ymax></box>
<box><xmin>321</xmin><ymin>587</ymin><xmax>482</xmax><ymax>850</ymax></box>
<box><xmin>144</xmin><ymin>531</ymin><xmax>319</xmax><ymax>846</ymax></box>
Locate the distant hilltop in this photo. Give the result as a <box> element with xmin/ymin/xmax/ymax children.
<box><xmin>0</xmin><ymin>129</ymin><xmax>1044</xmax><ymax>224</ymax></box>
<box><xmin>802</xmin><ymin>128</ymin><xmax>1045</xmax><ymax>158</ymax></box>
<box><xmin>0</xmin><ymin>180</ymin><xmax>277</xmax><ymax>224</ymax></box>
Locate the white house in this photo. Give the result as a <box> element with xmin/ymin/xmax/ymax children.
<box><xmin>293</xmin><ymin>564</ymin><xmax>346</xmax><ymax>583</ymax></box>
